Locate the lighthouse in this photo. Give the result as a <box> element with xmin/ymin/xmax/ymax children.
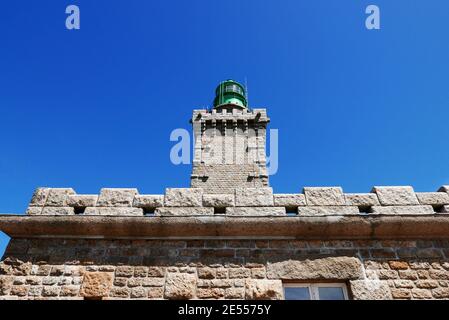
<box><xmin>190</xmin><ymin>80</ymin><xmax>270</xmax><ymax>194</ymax></box>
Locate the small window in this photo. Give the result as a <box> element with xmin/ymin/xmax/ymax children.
<box><xmin>284</xmin><ymin>283</ymin><xmax>348</xmax><ymax>300</ymax></box>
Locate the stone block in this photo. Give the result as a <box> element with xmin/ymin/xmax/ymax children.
<box><xmin>84</xmin><ymin>207</ymin><xmax>143</xmax><ymax>216</ymax></box>
<box><xmin>297</xmin><ymin>206</ymin><xmax>359</xmax><ymax>215</ymax></box>
<box><xmin>416</xmin><ymin>192</ymin><xmax>449</xmax><ymax>205</ymax></box>
<box><xmin>225</xmin><ymin>207</ymin><xmax>286</xmax><ymax>216</ymax></box>
<box><xmin>133</xmin><ymin>195</ymin><xmax>164</xmax><ymax>208</ymax></box>
<box><xmin>245</xmin><ymin>279</ymin><xmax>283</xmax><ymax>300</ymax></box>
<box><xmin>80</xmin><ymin>272</ymin><xmax>113</xmax><ymax>298</ymax></box>
<box><xmin>45</xmin><ymin>188</ymin><xmax>76</xmax><ymax>206</ymax></box>
<box><xmin>109</xmin><ymin>287</ymin><xmax>129</xmax><ymax>298</ymax></box>
<box><xmin>155</xmin><ymin>207</ymin><xmax>214</xmax><ymax>216</ymax></box>
<box><xmin>203</xmin><ymin>194</ymin><xmax>235</xmax><ymax>207</ymax></box>
<box><xmin>235</xmin><ymin>188</ymin><xmax>274</xmax><ymax>207</ymax></box>
<box><xmin>115</xmin><ymin>266</ymin><xmax>134</xmax><ymax>278</ymax></box>
<box><xmin>130</xmin><ymin>287</ymin><xmax>147</xmax><ymax>299</ymax></box>
<box><xmin>198</xmin><ymin>268</ymin><xmax>216</xmax><ymax>279</ymax></box>
<box><xmin>0</xmin><ymin>276</ymin><xmax>13</xmax><ymax>295</ymax></box>
<box><xmin>304</xmin><ymin>187</ymin><xmax>345</xmax><ymax>206</ymax></box>
<box><xmin>371</xmin><ymin>186</ymin><xmax>419</xmax><ymax>205</ymax></box>
<box><xmin>142</xmin><ymin>277</ymin><xmax>165</xmax><ymax>287</ymax></box>
<box><xmin>370</xmin><ymin>205</ymin><xmax>434</xmax><ymax>215</ymax></box>
<box><xmin>60</xmin><ymin>285</ymin><xmax>80</xmax><ymax>297</ymax></box>
<box><xmin>66</xmin><ymin>195</ymin><xmax>98</xmax><ymax>207</ymax></box>
<box><xmin>164</xmin><ymin>188</ymin><xmax>203</xmax><ymax>207</ymax></box>
<box><xmin>26</xmin><ymin>207</ymin><xmax>42</xmax><ymax>215</ymax></box>
<box><xmin>349</xmin><ymin>280</ymin><xmax>392</xmax><ymax>300</ymax></box>
<box><xmin>432</xmin><ymin>287</ymin><xmax>449</xmax><ymax>298</ymax></box>
<box><xmin>97</xmin><ymin>188</ymin><xmax>138</xmax><ymax>207</ymax></box>
<box><xmin>164</xmin><ymin>273</ymin><xmax>196</xmax><ymax>300</ymax></box>
<box><xmin>41</xmin><ymin>286</ymin><xmax>60</xmax><ymax>297</ymax></box>
<box><xmin>345</xmin><ymin>193</ymin><xmax>380</xmax><ymax>206</ymax></box>
<box><xmin>273</xmin><ymin>194</ymin><xmax>306</xmax><ymax>207</ymax></box>
<box><xmin>29</xmin><ymin>188</ymin><xmax>50</xmax><ymax>206</ymax></box>
<box><xmin>267</xmin><ymin>257</ymin><xmax>363</xmax><ymax>280</ymax></box>
<box><xmin>41</xmin><ymin>207</ymin><xmax>75</xmax><ymax>215</ymax></box>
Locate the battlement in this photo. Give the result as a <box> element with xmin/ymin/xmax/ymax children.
<box><xmin>24</xmin><ymin>185</ymin><xmax>449</xmax><ymax>217</ymax></box>
<box><xmin>191</xmin><ymin>108</ymin><xmax>270</xmax><ymax>123</ymax></box>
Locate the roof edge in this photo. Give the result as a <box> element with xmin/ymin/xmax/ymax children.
<box><xmin>1</xmin><ymin>215</ymin><xmax>449</xmax><ymax>240</ymax></box>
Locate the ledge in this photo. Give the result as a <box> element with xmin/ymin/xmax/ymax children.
<box><xmin>1</xmin><ymin>214</ymin><xmax>449</xmax><ymax>240</ymax></box>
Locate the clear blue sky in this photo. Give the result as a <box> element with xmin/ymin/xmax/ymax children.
<box><xmin>1</xmin><ymin>1</ymin><xmax>449</xmax><ymax>256</ymax></box>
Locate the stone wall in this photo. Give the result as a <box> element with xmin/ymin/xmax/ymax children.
<box><xmin>190</xmin><ymin>108</ymin><xmax>270</xmax><ymax>193</ymax></box>
<box><xmin>1</xmin><ymin>238</ymin><xmax>449</xmax><ymax>300</ymax></box>
<box><xmin>25</xmin><ymin>186</ymin><xmax>449</xmax><ymax>216</ymax></box>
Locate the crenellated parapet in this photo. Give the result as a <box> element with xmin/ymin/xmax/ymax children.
<box><xmin>25</xmin><ymin>186</ymin><xmax>449</xmax><ymax>217</ymax></box>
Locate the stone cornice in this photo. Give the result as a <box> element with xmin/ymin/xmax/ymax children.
<box><xmin>1</xmin><ymin>214</ymin><xmax>449</xmax><ymax>240</ymax></box>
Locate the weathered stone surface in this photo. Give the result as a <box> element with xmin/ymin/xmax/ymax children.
<box><xmin>66</xmin><ymin>195</ymin><xmax>98</xmax><ymax>208</ymax></box>
<box><xmin>438</xmin><ymin>186</ymin><xmax>449</xmax><ymax>194</ymax></box>
<box><xmin>372</xmin><ymin>186</ymin><xmax>419</xmax><ymax>205</ymax></box>
<box><xmin>80</xmin><ymin>272</ymin><xmax>113</xmax><ymax>298</ymax></box>
<box><xmin>26</xmin><ymin>207</ymin><xmax>42</xmax><ymax>215</ymax></box>
<box><xmin>45</xmin><ymin>188</ymin><xmax>76</xmax><ymax>207</ymax></box>
<box><xmin>97</xmin><ymin>188</ymin><xmax>138</xmax><ymax>207</ymax></box>
<box><xmin>297</xmin><ymin>206</ymin><xmax>358</xmax><ymax>215</ymax></box>
<box><xmin>164</xmin><ymin>273</ymin><xmax>196</xmax><ymax>300</ymax></box>
<box><xmin>416</xmin><ymin>192</ymin><xmax>449</xmax><ymax>205</ymax></box>
<box><xmin>245</xmin><ymin>279</ymin><xmax>283</xmax><ymax>300</ymax></box>
<box><xmin>11</xmin><ymin>286</ymin><xmax>29</xmax><ymax>296</ymax></box>
<box><xmin>60</xmin><ymin>285</ymin><xmax>80</xmax><ymax>297</ymax></box>
<box><xmin>198</xmin><ymin>268</ymin><xmax>216</xmax><ymax>279</ymax></box>
<box><xmin>84</xmin><ymin>207</ymin><xmax>143</xmax><ymax>216</ymax></box>
<box><xmin>29</xmin><ymin>188</ymin><xmax>50</xmax><ymax>206</ymax></box>
<box><xmin>164</xmin><ymin>188</ymin><xmax>203</xmax><ymax>207</ymax></box>
<box><xmin>345</xmin><ymin>193</ymin><xmax>380</xmax><ymax>206</ymax></box>
<box><xmin>349</xmin><ymin>280</ymin><xmax>392</xmax><ymax>300</ymax></box>
<box><xmin>225</xmin><ymin>207</ymin><xmax>286</xmax><ymax>216</ymax></box>
<box><xmin>130</xmin><ymin>287</ymin><xmax>147</xmax><ymax>298</ymax></box>
<box><xmin>411</xmin><ymin>288</ymin><xmax>432</xmax><ymax>299</ymax></box>
<box><xmin>432</xmin><ymin>287</ymin><xmax>449</xmax><ymax>298</ymax></box>
<box><xmin>28</xmin><ymin>286</ymin><xmax>43</xmax><ymax>297</ymax></box>
<box><xmin>267</xmin><ymin>257</ymin><xmax>363</xmax><ymax>280</ymax></box>
<box><xmin>109</xmin><ymin>287</ymin><xmax>129</xmax><ymax>298</ymax></box>
<box><xmin>304</xmin><ymin>187</ymin><xmax>345</xmax><ymax>206</ymax></box>
<box><xmin>155</xmin><ymin>207</ymin><xmax>214</xmax><ymax>216</ymax></box>
<box><xmin>133</xmin><ymin>195</ymin><xmax>164</xmax><ymax>208</ymax></box>
<box><xmin>0</xmin><ymin>276</ymin><xmax>13</xmax><ymax>295</ymax></box>
<box><xmin>147</xmin><ymin>267</ymin><xmax>165</xmax><ymax>277</ymax></box>
<box><xmin>203</xmin><ymin>194</ymin><xmax>235</xmax><ymax>207</ymax></box>
<box><xmin>142</xmin><ymin>277</ymin><xmax>165</xmax><ymax>287</ymax></box>
<box><xmin>370</xmin><ymin>205</ymin><xmax>434</xmax><ymax>215</ymax></box>
<box><xmin>273</xmin><ymin>194</ymin><xmax>306</xmax><ymax>207</ymax></box>
<box><xmin>41</xmin><ymin>207</ymin><xmax>75</xmax><ymax>215</ymax></box>
<box><xmin>235</xmin><ymin>188</ymin><xmax>274</xmax><ymax>207</ymax></box>
<box><xmin>197</xmin><ymin>288</ymin><xmax>225</xmax><ymax>299</ymax></box>
<box><xmin>115</xmin><ymin>266</ymin><xmax>133</xmax><ymax>277</ymax></box>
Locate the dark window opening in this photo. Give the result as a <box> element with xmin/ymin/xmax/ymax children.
<box><xmin>358</xmin><ymin>206</ymin><xmax>373</xmax><ymax>214</ymax></box>
<box><xmin>143</xmin><ymin>207</ymin><xmax>156</xmax><ymax>216</ymax></box>
<box><xmin>286</xmin><ymin>206</ymin><xmax>298</xmax><ymax>216</ymax></box>
<box><xmin>432</xmin><ymin>205</ymin><xmax>445</xmax><ymax>213</ymax></box>
<box><xmin>74</xmin><ymin>207</ymin><xmax>86</xmax><ymax>215</ymax></box>
<box><xmin>214</xmin><ymin>207</ymin><xmax>226</xmax><ymax>214</ymax></box>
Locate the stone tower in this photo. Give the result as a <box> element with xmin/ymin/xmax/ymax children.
<box><xmin>190</xmin><ymin>80</ymin><xmax>270</xmax><ymax>194</ymax></box>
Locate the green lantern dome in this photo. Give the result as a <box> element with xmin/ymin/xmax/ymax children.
<box><xmin>213</xmin><ymin>79</ymin><xmax>247</xmax><ymax>108</ymax></box>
